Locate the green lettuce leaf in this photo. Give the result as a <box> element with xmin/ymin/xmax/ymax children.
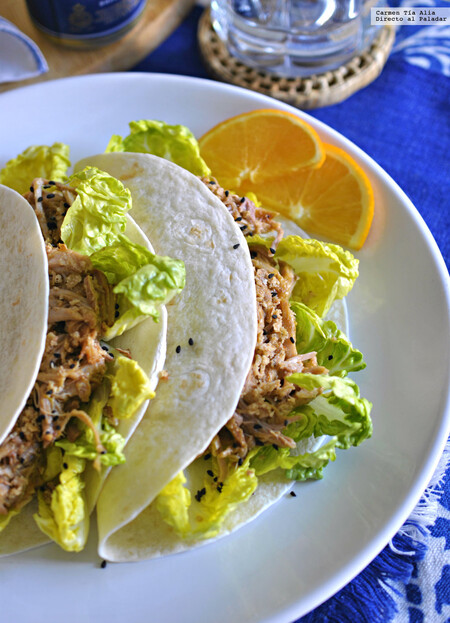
<box><xmin>275</xmin><ymin>237</ymin><xmax>359</xmax><ymax>316</ymax></box>
<box><xmin>61</xmin><ymin>167</ymin><xmax>132</xmax><ymax>255</ymax></box>
<box><xmin>250</xmin><ymin>434</ymin><xmax>338</xmax><ymax>481</ymax></box>
<box><xmin>291</xmin><ymin>301</ymin><xmax>365</xmax><ymax>376</ymax></box>
<box><xmin>91</xmin><ymin>235</ymin><xmax>185</xmax><ymax>338</ymax></box>
<box><xmin>286</xmin><ymin>374</ymin><xmax>373</xmax><ymax>448</ymax></box>
<box><xmin>249</xmin><ymin>236</ymin><xmax>359</xmax><ymax>317</ymax></box>
<box><xmin>105</xmin><ymin>119</ymin><xmax>211</xmax><ymax>176</ymax></box>
<box><xmin>34</xmin><ymin>455</ymin><xmax>88</xmax><ymax>552</ymax></box>
<box><xmin>0</xmin><ymin>143</ymin><xmax>70</xmax><ymax>194</ymax></box>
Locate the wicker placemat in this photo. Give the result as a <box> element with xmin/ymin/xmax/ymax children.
<box><xmin>198</xmin><ymin>8</ymin><xmax>395</xmax><ymax>109</ymax></box>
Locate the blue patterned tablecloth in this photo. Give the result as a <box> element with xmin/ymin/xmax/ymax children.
<box><xmin>132</xmin><ymin>4</ymin><xmax>450</xmax><ymax>620</ymax></box>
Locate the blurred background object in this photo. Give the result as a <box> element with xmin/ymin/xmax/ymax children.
<box><xmin>0</xmin><ymin>0</ymin><xmax>195</xmax><ymax>92</ymax></box>
<box><xmin>209</xmin><ymin>0</ymin><xmax>384</xmax><ymax>76</ymax></box>
<box><xmin>24</xmin><ymin>0</ymin><xmax>148</xmax><ymax>48</ymax></box>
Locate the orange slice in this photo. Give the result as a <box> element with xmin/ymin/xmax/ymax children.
<box><xmin>199</xmin><ymin>109</ymin><xmax>325</xmax><ymax>192</ymax></box>
<box><xmin>240</xmin><ymin>143</ymin><xmax>374</xmax><ymax>250</ymax></box>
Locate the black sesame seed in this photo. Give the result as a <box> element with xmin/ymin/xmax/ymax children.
<box><xmin>233</xmin><ymin>243</ymin><xmax>240</xmax><ymax>250</ymax></box>
<box><xmin>204</xmin><ymin>453</ymin><xmax>211</xmax><ymax>461</ymax></box>
<box><xmin>254</xmin><ymin>424</ymin><xmax>262</xmax><ymax>430</ymax></box>
<box><xmin>19</xmin><ymin>457</ymin><xmax>25</xmax><ymax>464</ymax></box>
<box><xmin>64</xmin><ymin>202</ymin><xmax>70</xmax><ymax>208</ymax></box>
<box><xmin>280</xmin><ymin>379</ymin><xmax>285</xmax><ymax>387</ymax></box>
<box><xmin>225</xmin><ymin>190</ymin><xmax>229</xmax><ymax>197</ymax></box>
<box><xmin>54</xmin><ymin>352</ymin><xmax>61</xmax><ymax>358</ymax></box>
<box><xmin>290</xmin><ymin>491</ymin><xmax>297</xmax><ymax>497</ymax></box>
<box><xmin>208</xmin><ymin>180</ymin><xmax>216</xmax><ymax>185</ymax></box>
<box><xmin>46</xmin><ymin>193</ymin><xmax>55</xmax><ymax>199</ymax></box>
<box><xmin>188</xmin><ymin>337</ymin><xmax>194</xmax><ymax>346</ymax></box>
<box><xmin>176</xmin><ymin>345</ymin><xmax>181</xmax><ymax>353</ymax></box>
<box><xmin>247</xmin><ymin>231</ymin><xmax>254</xmax><ymax>237</ymax></box>
<box><xmin>250</xmin><ymin>251</ymin><xmax>257</xmax><ymax>259</ymax></box>
<box><xmin>290</xmin><ymin>337</ymin><xmax>295</xmax><ymax>344</ymax></box>
<box><xmin>29</xmin><ymin>186</ymin><xmax>34</xmax><ymax>192</ymax></box>
<box><xmin>240</xmin><ymin>197</ymin><xmax>246</xmax><ymax>203</ymax></box>
<box><xmin>115</xmin><ymin>303</ymin><xmax>119</xmax><ymax>309</ymax></box>
<box><xmin>272</xmin><ymin>314</ymin><xmax>278</xmax><ymax>319</ymax></box>
<box><xmin>19</xmin><ymin>432</ymin><xmax>26</xmax><ymax>441</ymax></box>
<box><xmin>55</xmin><ymin>425</ymin><xmax>61</xmax><ymax>431</ymax></box>
<box><xmin>263</xmin><ymin>329</ymin><xmax>267</xmax><ymax>335</ymax></box>
<box><xmin>48</xmin><ymin>180</ymin><xmax>56</xmax><ymax>185</ymax></box>
<box><xmin>238</xmin><ymin>457</ymin><xmax>243</xmax><ymax>466</ymax></box>
<box><xmin>269</xmin><ymin>247</ymin><xmax>276</xmax><ymax>254</ymax></box>
<box><xmin>255</xmin><ymin>439</ymin><xmax>264</xmax><ymax>446</ymax></box>
<box><xmin>272</xmin><ymin>291</ymin><xmax>277</xmax><ymax>297</ymax></box>
<box><xmin>115</xmin><ymin>311</ymin><xmax>119</xmax><ymax>318</ymax></box>
<box><xmin>328</xmin><ymin>355</ymin><xmax>334</xmax><ymax>360</ymax></box>
<box><xmin>195</xmin><ymin>487</ymin><xmax>206</xmax><ymax>502</ymax></box>
<box><xmin>47</xmin><ymin>221</ymin><xmax>57</xmax><ymax>230</ymax></box>
<box><xmin>36</xmin><ymin>415</ymin><xmax>45</xmax><ymax>423</ymax></box>
<box><xmin>213</xmin><ymin>476</ymin><xmax>218</xmax><ymax>482</ymax></box>
<box><xmin>272</xmin><ymin>444</ymin><xmax>279</xmax><ymax>450</ymax></box>
<box><xmin>46</xmin><ymin>390</ymin><xmax>53</xmax><ymax>395</ymax></box>
<box><xmin>217</xmin><ymin>482</ymin><xmax>223</xmax><ymax>493</ymax></box>
<box><xmin>207</xmin><ymin>469</ymin><xmax>214</xmax><ymax>477</ymax></box>
<box><xmin>69</xmin><ymin>363</ymin><xmax>75</xmax><ymax>369</ymax></box>
<box><xmin>284</xmin><ymin>420</ymin><xmax>289</xmax><ymax>426</ymax></box>
<box><xmin>235</xmin><ymin>216</ymin><xmax>243</xmax><ymax>222</ymax></box>
<box><xmin>63</xmin><ymin>462</ymin><xmax>68</xmax><ymax>469</ymax></box>
<box><xmin>240</xmin><ymin>225</ymin><xmax>247</xmax><ymax>231</ymax></box>
<box><xmin>101</xmin><ymin>345</ymin><xmax>109</xmax><ymax>351</ymax></box>
<box><xmin>268</xmin><ymin>273</ymin><xmax>274</xmax><ymax>279</ymax></box>
<box><xmin>43</xmin><ymin>184</ymin><xmax>51</xmax><ymax>189</ymax></box>
<box><xmin>37</xmin><ymin>196</ymin><xmax>43</xmax><ymax>202</ymax></box>
<box><xmin>100</xmin><ymin>560</ymin><xmax>107</xmax><ymax>569</ymax></box>
<box><xmin>52</xmin><ymin>415</ymin><xmax>59</xmax><ymax>421</ymax></box>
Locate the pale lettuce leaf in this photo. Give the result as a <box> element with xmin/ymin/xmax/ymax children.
<box><xmin>91</xmin><ymin>235</ymin><xmax>185</xmax><ymax>338</ymax></box>
<box><xmin>34</xmin><ymin>455</ymin><xmax>88</xmax><ymax>552</ymax></box>
<box><xmin>0</xmin><ymin>143</ymin><xmax>70</xmax><ymax>194</ymax></box>
<box><xmin>105</xmin><ymin>119</ymin><xmax>211</xmax><ymax>176</ymax></box>
<box><xmin>61</xmin><ymin>167</ymin><xmax>132</xmax><ymax>255</ymax></box>
<box><xmin>291</xmin><ymin>301</ymin><xmax>365</xmax><ymax>376</ymax></box>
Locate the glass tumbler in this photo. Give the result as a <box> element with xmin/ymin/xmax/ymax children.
<box><xmin>210</xmin><ymin>0</ymin><xmax>381</xmax><ymax>76</ymax></box>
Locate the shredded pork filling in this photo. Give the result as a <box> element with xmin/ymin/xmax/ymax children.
<box><xmin>0</xmin><ymin>180</ymin><xmax>115</xmax><ymax>516</ymax></box>
<box><xmin>203</xmin><ymin>179</ymin><xmax>328</xmax><ymax>482</ymax></box>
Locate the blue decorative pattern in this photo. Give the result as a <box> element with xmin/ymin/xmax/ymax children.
<box><xmin>389</xmin><ymin>0</ymin><xmax>450</xmax><ymax>76</ymax></box>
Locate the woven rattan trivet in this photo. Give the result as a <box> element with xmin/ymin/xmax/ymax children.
<box><xmin>198</xmin><ymin>8</ymin><xmax>395</xmax><ymax>109</ymax></box>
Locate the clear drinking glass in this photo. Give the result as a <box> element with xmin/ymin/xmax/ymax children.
<box><xmin>210</xmin><ymin>0</ymin><xmax>381</xmax><ymax>76</ymax></box>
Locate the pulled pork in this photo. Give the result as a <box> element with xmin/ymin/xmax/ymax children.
<box><xmin>201</xmin><ymin>177</ymin><xmax>284</xmax><ymax>248</ymax></box>
<box><xmin>203</xmin><ymin>179</ymin><xmax>328</xmax><ymax>481</ymax></box>
<box><xmin>0</xmin><ymin>180</ymin><xmax>115</xmax><ymax>516</ymax></box>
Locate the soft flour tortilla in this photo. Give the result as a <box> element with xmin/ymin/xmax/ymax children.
<box><xmin>73</xmin><ymin>154</ymin><xmax>350</xmax><ymax>563</ymax></box>
<box><xmin>0</xmin><ymin>185</ymin><xmax>48</xmax><ymax>446</ymax></box>
<box><xmin>0</xmin><ymin>214</ymin><xmax>167</xmax><ymax>556</ymax></box>
<box><xmin>74</xmin><ymin>153</ymin><xmax>258</xmax><ymax>562</ymax></box>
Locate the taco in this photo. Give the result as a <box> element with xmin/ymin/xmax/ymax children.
<box><xmin>0</xmin><ymin>161</ymin><xmax>186</xmax><ymax>555</ymax></box>
<box><xmin>74</xmin><ymin>151</ymin><xmax>372</xmax><ymax>562</ymax></box>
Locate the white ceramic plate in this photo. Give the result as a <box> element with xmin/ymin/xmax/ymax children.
<box><xmin>0</xmin><ymin>73</ymin><xmax>448</xmax><ymax>623</ymax></box>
